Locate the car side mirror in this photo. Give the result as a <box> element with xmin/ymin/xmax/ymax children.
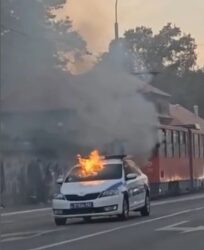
<box><xmin>56</xmin><ymin>176</ymin><xmax>63</xmax><ymax>185</ymax></box>
<box><xmin>126</xmin><ymin>173</ymin><xmax>137</xmax><ymax>180</ymax></box>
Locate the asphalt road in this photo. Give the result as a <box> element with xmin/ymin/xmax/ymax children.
<box><xmin>1</xmin><ymin>193</ymin><xmax>204</xmax><ymax>250</ymax></box>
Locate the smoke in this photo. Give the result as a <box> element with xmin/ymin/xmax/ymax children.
<box><xmin>2</xmin><ymin>0</ymin><xmax>158</xmax><ymax>164</ymax></box>
<box><xmin>57</xmin><ymin>0</ymin><xmax>115</xmax><ymax>53</ymax></box>
<box><xmin>51</xmin><ymin>1</ymin><xmax>159</xmax><ymax>161</ymax></box>
<box><xmin>63</xmin><ymin>41</ymin><xmax>158</xmax><ymax>161</ymax></box>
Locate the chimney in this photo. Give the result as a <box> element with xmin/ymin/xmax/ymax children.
<box><xmin>193</xmin><ymin>105</ymin><xmax>199</xmax><ymax>118</ymax></box>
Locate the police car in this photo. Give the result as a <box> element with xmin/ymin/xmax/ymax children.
<box><xmin>52</xmin><ymin>155</ymin><xmax>150</xmax><ymax>225</ymax></box>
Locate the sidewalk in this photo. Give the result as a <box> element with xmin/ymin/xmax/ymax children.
<box><xmin>1</xmin><ymin>202</ymin><xmax>51</xmax><ymax>214</ymax></box>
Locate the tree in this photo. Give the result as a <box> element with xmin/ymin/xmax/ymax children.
<box><xmin>98</xmin><ymin>23</ymin><xmax>204</xmax><ymax>118</ymax></box>
<box><xmin>122</xmin><ymin>24</ymin><xmax>203</xmax><ymax>117</ymax></box>
<box><xmin>1</xmin><ymin>0</ymin><xmax>88</xmax><ymax>154</ymax></box>
<box><xmin>1</xmin><ymin>0</ymin><xmax>87</xmax><ymax>91</ymax></box>
<box><xmin>151</xmin><ymin>68</ymin><xmax>204</xmax><ymax>118</ymax></box>
<box><xmin>124</xmin><ymin>23</ymin><xmax>197</xmax><ymax>75</ymax></box>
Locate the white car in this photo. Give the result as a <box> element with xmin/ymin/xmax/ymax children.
<box><xmin>52</xmin><ymin>155</ymin><xmax>150</xmax><ymax>225</ymax></box>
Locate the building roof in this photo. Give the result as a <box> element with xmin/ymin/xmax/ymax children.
<box><xmin>170</xmin><ymin>104</ymin><xmax>204</xmax><ymax>132</ymax></box>
<box><xmin>2</xmin><ymin>76</ymin><xmax>170</xmax><ymax>113</ymax></box>
<box><xmin>138</xmin><ymin>83</ymin><xmax>171</xmax><ymax>97</ymax></box>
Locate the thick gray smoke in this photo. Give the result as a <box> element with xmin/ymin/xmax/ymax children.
<box><xmin>64</xmin><ymin>41</ymin><xmax>158</xmax><ymax>161</ymax></box>
<box><xmin>1</xmin><ymin>0</ymin><xmax>158</xmax><ymax>163</ymax></box>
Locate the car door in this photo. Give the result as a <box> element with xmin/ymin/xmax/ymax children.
<box><xmin>123</xmin><ymin>162</ymin><xmax>140</xmax><ymax>209</ymax></box>
<box><xmin>132</xmin><ymin>166</ymin><xmax>146</xmax><ymax>206</ymax></box>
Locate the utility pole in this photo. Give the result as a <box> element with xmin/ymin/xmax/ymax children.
<box><xmin>115</xmin><ymin>0</ymin><xmax>119</xmax><ymax>40</ymax></box>
<box><xmin>0</xmin><ymin>82</ymin><xmax>2</xmax><ymax>247</ymax></box>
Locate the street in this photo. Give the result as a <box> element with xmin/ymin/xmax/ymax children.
<box><xmin>1</xmin><ymin>193</ymin><xmax>204</xmax><ymax>250</ymax></box>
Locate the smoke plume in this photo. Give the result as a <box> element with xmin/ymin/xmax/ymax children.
<box><xmin>54</xmin><ymin>1</ymin><xmax>159</xmax><ymax>161</ymax></box>
<box><xmin>63</xmin><ymin>41</ymin><xmax>158</xmax><ymax>161</ymax></box>
<box><xmin>56</xmin><ymin>0</ymin><xmax>115</xmax><ymax>53</ymax></box>
<box><xmin>2</xmin><ymin>0</ymin><xmax>159</xmax><ymax>163</ymax></box>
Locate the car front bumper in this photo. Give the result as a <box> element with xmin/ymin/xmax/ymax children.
<box><xmin>52</xmin><ymin>194</ymin><xmax>124</xmax><ymax>218</ymax></box>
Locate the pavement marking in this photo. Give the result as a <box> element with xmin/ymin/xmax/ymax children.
<box><xmin>1</xmin><ymin>220</ymin><xmax>13</xmax><ymax>224</ymax></box>
<box><xmin>2</xmin><ymin>207</ymin><xmax>50</xmax><ymax>217</ymax></box>
<box><xmin>2</xmin><ymin>231</ymin><xmax>38</xmax><ymax>238</ymax></box>
<box><xmin>26</xmin><ymin>206</ymin><xmax>204</xmax><ymax>250</ymax></box>
<box><xmin>2</xmin><ymin>236</ymin><xmax>34</xmax><ymax>243</ymax></box>
<box><xmin>2</xmin><ymin>193</ymin><xmax>204</xmax><ymax>217</ymax></box>
<box><xmin>1</xmin><ymin>228</ymin><xmax>67</xmax><ymax>243</ymax></box>
<box><xmin>156</xmin><ymin>220</ymin><xmax>204</xmax><ymax>234</ymax></box>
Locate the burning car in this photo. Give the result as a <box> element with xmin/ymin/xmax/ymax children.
<box><xmin>52</xmin><ymin>151</ymin><xmax>150</xmax><ymax>225</ymax></box>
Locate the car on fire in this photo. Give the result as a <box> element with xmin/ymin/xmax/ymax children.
<box><xmin>52</xmin><ymin>155</ymin><xmax>150</xmax><ymax>225</ymax></box>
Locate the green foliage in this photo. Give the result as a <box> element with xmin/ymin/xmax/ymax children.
<box><xmin>98</xmin><ymin>22</ymin><xmax>204</xmax><ymax>118</ymax></box>
<box><xmin>124</xmin><ymin>23</ymin><xmax>197</xmax><ymax>74</ymax></box>
<box><xmin>123</xmin><ymin>23</ymin><xmax>204</xmax><ymax>118</ymax></box>
<box><xmin>1</xmin><ymin>0</ymin><xmax>87</xmax><ymax>86</ymax></box>
<box><xmin>151</xmin><ymin>68</ymin><xmax>204</xmax><ymax>118</ymax></box>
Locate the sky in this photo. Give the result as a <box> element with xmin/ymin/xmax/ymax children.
<box><xmin>58</xmin><ymin>0</ymin><xmax>204</xmax><ymax>66</ymax></box>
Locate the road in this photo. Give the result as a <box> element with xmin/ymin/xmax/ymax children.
<box><xmin>1</xmin><ymin>193</ymin><xmax>204</xmax><ymax>250</ymax></box>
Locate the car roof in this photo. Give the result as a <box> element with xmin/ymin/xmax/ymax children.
<box><xmin>103</xmin><ymin>159</ymin><xmax>123</xmax><ymax>165</ymax></box>
<box><xmin>71</xmin><ymin>159</ymin><xmax>123</xmax><ymax>169</ymax></box>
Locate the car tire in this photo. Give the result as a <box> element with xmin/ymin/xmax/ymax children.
<box><xmin>83</xmin><ymin>216</ymin><xmax>92</xmax><ymax>223</ymax></box>
<box><xmin>118</xmin><ymin>196</ymin><xmax>129</xmax><ymax>221</ymax></box>
<box><xmin>140</xmin><ymin>193</ymin><xmax>150</xmax><ymax>217</ymax></box>
<box><xmin>54</xmin><ymin>217</ymin><xmax>67</xmax><ymax>226</ymax></box>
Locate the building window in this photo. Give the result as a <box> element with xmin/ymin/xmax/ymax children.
<box><xmin>193</xmin><ymin>134</ymin><xmax>199</xmax><ymax>159</ymax></box>
<box><xmin>199</xmin><ymin>135</ymin><xmax>204</xmax><ymax>159</ymax></box>
<box><xmin>180</xmin><ymin>131</ymin><xmax>186</xmax><ymax>157</ymax></box>
<box><xmin>173</xmin><ymin>131</ymin><xmax>180</xmax><ymax>157</ymax></box>
<box><xmin>158</xmin><ymin>129</ymin><xmax>167</xmax><ymax>157</ymax></box>
<box><xmin>166</xmin><ymin>130</ymin><xmax>173</xmax><ymax>158</ymax></box>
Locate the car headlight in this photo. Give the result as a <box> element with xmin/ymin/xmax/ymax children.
<box><xmin>100</xmin><ymin>189</ymin><xmax>120</xmax><ymax>198</ymax></box>
<box><xmin>54</xmin><ymin>193</ymin><xmax>65</xmax><ymax>200</ymax></box>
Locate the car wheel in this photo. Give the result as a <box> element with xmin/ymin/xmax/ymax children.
<box><xmin>54</xmin><ymin>217</ymin><xmax>67</xmax><ymax>226</ymax></box>
<box><xmin>83</xmin><ymin>216</ymin><xmax>92</xmax><ymax>223</ymax></box>
<box><xmin>140</xmin><ymin>193</ymin><xmax>150</xmax><ymax>217</ymax></box>
<box><xmin>118</xmin><ymin>196</ymin><xmax>129</xmax><ymax>220</ymax></box>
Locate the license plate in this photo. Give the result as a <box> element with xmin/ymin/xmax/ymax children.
<box><xmin>70</xmin><ymin>202</ymin><xmax>93</xmax><ymax>209</ymax></box>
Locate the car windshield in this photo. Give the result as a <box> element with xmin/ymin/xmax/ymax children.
<box><xmin>65</xmin><ymin>164</ymin><xmax>122</xmax><ymax>182</ymax></box>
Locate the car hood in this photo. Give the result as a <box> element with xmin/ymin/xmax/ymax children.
<box><xmin>61</xmin><ymin>180</ymin><xmax>123</xmax><ymax>195</ymax></box>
